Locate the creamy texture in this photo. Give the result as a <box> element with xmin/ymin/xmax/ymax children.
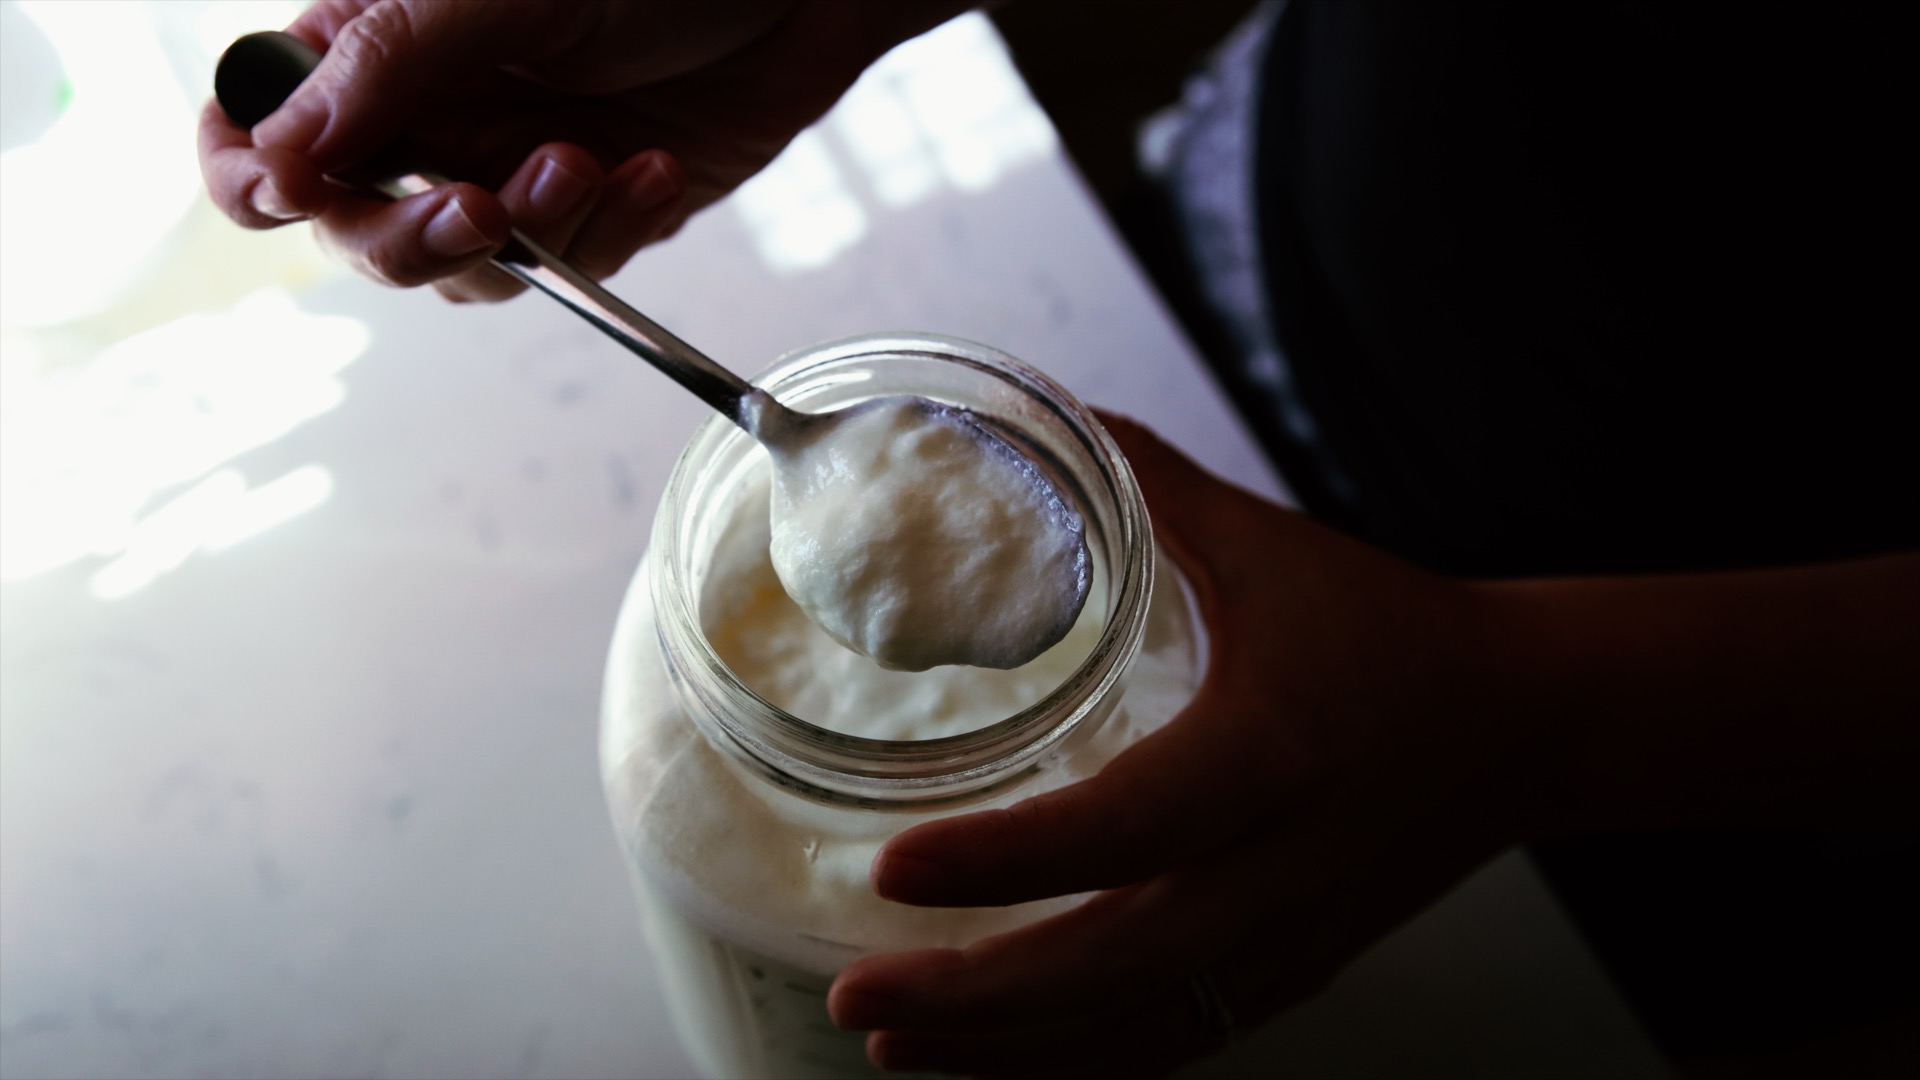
<box><xmin>601</xmin><ymin>453</ymin><xmax>1200</xmax><ymax>1076</ymax></box>
<box><xmin>751</xmin><ymin>394</ymin><xmax>1089</xmax><ymax>672</ymax></box>
<box><xmin>705</xmin><ymin>468</ymin><xmax>1103</xmax><ymax>740</ymax></box>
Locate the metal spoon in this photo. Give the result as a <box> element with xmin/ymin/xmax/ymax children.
<box><xmin>215</xmin><ymin>31</ymin><xmax>1091</xmax><ymax>668</ymax></box>
<box><xmin>216</xmin><ymin>33</ymin><xmax>1005</xmax><ymax>448</ymax></box>
<box><xmin>217</xmin><ymin>30</ymin><xmax>768</xmax><ymax>428</ymax></box>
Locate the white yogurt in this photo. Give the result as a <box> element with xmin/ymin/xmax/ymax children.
<box><xmin>748</xmin><ymin>393</ymin><xmax>1090</xmax><ymax>672</ymax></box>
<box><xmin>704</xmin><ymin>468</ymin><xmax>1105</xmax><ymax>740</ymax></box>
<box><xmin>601</xmin><ymin>459</ymin><xmax>1200</xmax><ymax>1078</ymax></box>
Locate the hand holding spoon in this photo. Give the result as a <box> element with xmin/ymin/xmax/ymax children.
<box><xmin>216</xmin><ymin>31</ymin><xmax>1090</xmax><ymax>670</ymax></box>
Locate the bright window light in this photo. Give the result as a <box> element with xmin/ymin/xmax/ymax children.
<box><xmin>201</xmin><ymin>464</ymin><xmax>333</xmax><ymax>554</ymax></box>
<box><xmin>0</xmin><ymin>0</ymin><xmax>203</xmax><ymax>327</ymax></box>
<box><xmin>87</xmin><ymin>464</ymin><xmax>335</xmax><ymax>601</ymax></box>
<box><xmin>731</xmin><ymin>129</ymin><xmax>869</xmax><ymax>274</ymax></box>
<box><xmin>192</xmin><ymin>0</ymin><xmax>309</xmax><ymax>63</ymax></box>
<box><xmin>1</xmin><ymin>289</ymin><xmax>367</xmax><ymax>583</ymax></box>
<box><xmin>732</xmin><ymin>13</ymin><xmax>1057</xmax><ymax>273</ymax></box>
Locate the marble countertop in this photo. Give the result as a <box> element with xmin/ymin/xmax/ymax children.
<box><xmin>0</xmin><ymin>13</ymin><xmax>1667</xmax><ymax>1080</ymax></box>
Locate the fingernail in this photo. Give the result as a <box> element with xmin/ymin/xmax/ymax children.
<box><xmin>423</xmin><ymin>196</ymin><xmax>493</xmax><ymax>258</ymax></box>
<box><xmin>529</xmin><ymin>156</ymin><xmax>591</xmax><ymax>218</ymax></box>
<box><xmin>251</xmin><ymin>95</ymin><xmax>328</xmax><ymax>154</ymax></box>
<box><xmin>627</xmin><ymin>155</ymin><xmax>679</xmax><ymax>211</ymax></box>
<box><xmin>250</xmin><ymin>177</ymin><xmax>302</xmax><ymax>221</ymax></box>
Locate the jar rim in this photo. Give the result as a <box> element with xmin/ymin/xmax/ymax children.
<box><xmin>650</xmin><ymin>332</ymin><xmax>1154</xmax><ymax>808</ymax></box>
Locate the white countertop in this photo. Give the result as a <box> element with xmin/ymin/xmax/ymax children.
<box><xmin>0</xmin><ymin>12</ymin><xmax>1667</xmax><ymax>1079</ymax></box>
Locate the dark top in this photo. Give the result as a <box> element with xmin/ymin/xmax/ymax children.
<box><xmin>1259</xmin><ymin>0</ymin><xmax>1913</xmax><ymax>579</ymax></box>
<box><xmin>1253</xmin><ymin>0</ymin><xmax>1916</xmax><ymax>1061</ymax></box>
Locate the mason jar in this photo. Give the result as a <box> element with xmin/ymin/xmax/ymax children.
<box><xmin>600</xmin><ymin>333</ymin><xmax>1201</xmax><ymax>1078</ymax></box>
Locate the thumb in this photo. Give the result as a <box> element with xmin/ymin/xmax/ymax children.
<box><xmin>873</xmin><ymin>696</ymin><xmax>1259</xmax><ymax>906</ymax></box>
<box><xmin>873</xmin><ymin>415</ymin><xmax>1282</xmax><ymax>907</ymax></box>
<box><xmin>1095</xmin><ymin>410</ymin><xmax>1288</xmax><ymax>629</ymax></box>
<box><xmin>254</xmin><ymin>0</ymin><xmax>579</xmax><ymax>172</ymax></box>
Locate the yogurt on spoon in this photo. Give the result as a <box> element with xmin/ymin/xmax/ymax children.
<box><xmin>744</xmin><ymin>390</ymin><xmax>1091</xmax><ymax>672</ymax></box>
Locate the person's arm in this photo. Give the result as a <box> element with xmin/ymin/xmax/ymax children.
<box><xmin>199</xmin><ymin>0</ymin><xmax>977</xmax><ymax>300</ymax></box>
<box><xmin>824</xmin><ymin>414</ymin><xmax>1918</xmax><ymax>1077</ymax></box>
<box><xmin>1488</xmin><ymin>552</ymin><xmax>1920</xmax><ymax>832</ymax></box>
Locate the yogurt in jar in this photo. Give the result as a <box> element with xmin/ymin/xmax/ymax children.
<box><xmin>601</xmin><ymin>337</ymin><xmax>1199</xmax><ymax>1079</ymax></box>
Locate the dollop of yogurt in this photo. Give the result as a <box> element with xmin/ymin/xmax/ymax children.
<box><xmin>747</xmin><ymin>393</ymin><xmax>1089</xmax><ymax>672</ymax></box>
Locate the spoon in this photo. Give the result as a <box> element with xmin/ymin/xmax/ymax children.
<box><xmin>217</xmin><ymin>30</ymin><xmax>765</xmax><ymax>429</ymax></box>
<box><xmin>215</xmin><ymin>31</ymin><xmax>1091</xmax><ymax>669</ymax></box>
<box><xmin>215</xmin><ymin>32</ymin><xmax>999</xmax><ymax>447</ymax></box>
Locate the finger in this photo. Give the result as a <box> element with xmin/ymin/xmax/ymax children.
<box><xmin>565</xmin><ymin>150</ymin><xmax>689</xmax><ymax>279</ymax></box>
<box><xmin>198</xmin><ymin>101</ymin><xmax>333</xmax><ymax>229</ymax></box>
<box><xmin>844</xmin><ymin>790</ymin><xmax>1459</xmax><ymax>1041</ymax></box>
<box><xmin>1099</xmin><ymin>409</ymin><xmax>1388</xmax><ymax>645</ymax></box>
<box><xmin>312</xmin><ymin>183</ymin><xmax>508</xmax><ymax>288</ymax></box>
<box><xmin>872</xmin><ymin>690</ymin><xmax>1260</xmax><ymax>906</ymax></box>
<box><xmin>280</xmin><ymin>0</ymin><xmax>377</xmax><ymax>50</ymax></box>
<box><xmin>892</xmin><ymin>780</ymin><xmax>1500</xmax><ymax>1035</ymax></box>
<box><xmin>433</xmin><ymin>142</ymin><xmax>605</xmax><ymax>303</ymax></box>
<box><xmin>872</xmin><ymin>418</ymin><xmax>1292</xmax><ymax>908</ymax></box>
<box><xmin>253</xmin><ymin>0</ymin><xmax>582</xmax><ymax>173</ymax></box>
<box><xmin>1094</xmin><ymin>409</ymin><xmax>1281</xmax><ymax>620</ymax></box>
<box><xmin>838</xmin><ymin>848</ymin><xmax>1281</xmax><ymax>1033</ymax></box>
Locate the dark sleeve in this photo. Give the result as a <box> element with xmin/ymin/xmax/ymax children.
<box><xmin>1257</xmin><ymin>0</ymin><xmax>1916</xmax><ymax>578</ymax></box>
<box><xmin>1254</xmin><ymin>2</ymin><xmax>1919</xmax><ymax>1064</ymax></box>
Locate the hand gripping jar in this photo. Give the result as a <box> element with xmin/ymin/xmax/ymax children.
<box><xmin>600</xmin><ymin>334</ymin><xmax>1201</xmax><ymax>1078</ymax></box>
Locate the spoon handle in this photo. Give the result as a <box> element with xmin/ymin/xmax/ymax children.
<box><xmin>216</xmin><ymin>31</ymin><xmax>756</xmax><ymax>428</ymax></box>
<box><xmin>385</xmin><ymin>175</ymin><xmax>755</xmax><ymax>424</ymax></box>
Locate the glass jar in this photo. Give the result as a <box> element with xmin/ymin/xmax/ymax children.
<box><xmin>600</xmin><ymin>333</ymin><xmax>1200</xmax><ymax>1079</ymax></box>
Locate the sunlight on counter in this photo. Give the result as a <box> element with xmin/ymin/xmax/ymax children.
<box><xmin>1</xmin><ymin>0</ymin><xmax>352</xmax><ymax>597</ymax></box>
<box><xmin>1</xmin><ymin>0</ymin><xmax>200</xmax><ymax>328</ymax></box>
<box><xmin>0</xmin><ymin>287</ymin><xmax>363</xmax><ymax>592</ymax></box>
<box><xmin>0</xmin><ymin>2</ymin><xmax>1054</xmax><ymax>599</ymax></box>
<box><xmin>732</xmin><ymin>13</ymin><xmax>1056</xmax><ymax>272</ymax></box>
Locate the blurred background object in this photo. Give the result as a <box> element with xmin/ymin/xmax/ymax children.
<box><xmin>990</xmin><ymin>0</ymin><xmax>1258</xmax><ymax>216</ymax></box>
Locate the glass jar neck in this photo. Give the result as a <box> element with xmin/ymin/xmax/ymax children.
<box><xmin>650</xmin><ymin>333</ymin><xmax>1153</xmax><ymax>810</ymax></box>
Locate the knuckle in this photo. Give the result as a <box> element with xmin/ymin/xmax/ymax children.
<box><xmin>563</xmin><ymin>234</ymin><xmax>623</xmax><ymax>281</ymax></box>
<box><xmin>649</xmin><ymin>212</ymin><xmax>689</xmax><ymax>246</ymax></box>
<box><xmin>328</xmin><ymin>3</ymin><xmax>411</xmax><ymax>76</ymax></box>
<box><xmin>568</xmin><ymin>252</ymin><xmax>618</xmax><ymax>283</ymax></box>
<box><xmin>359</xmin><ymin>240</ymin><xmax>420</xmax><ymax>289</ymax></box>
